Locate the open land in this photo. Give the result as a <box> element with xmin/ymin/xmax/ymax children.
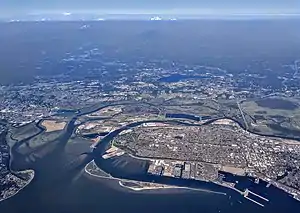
<box><xmin>41</xmin><ymin>120</ymin><xmax>67</xmax><ymax>132</ymax></box>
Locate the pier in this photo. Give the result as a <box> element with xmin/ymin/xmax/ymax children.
<box><xmin>243</xmin><ymin>189</ymin><xmax>269</xmax><ymax>207</ymax></box>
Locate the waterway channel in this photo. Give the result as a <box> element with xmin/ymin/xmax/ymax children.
<box><xmin>3</xmin><ymin>102</ymin><xmax>300</xmax><ymax>213</ymax></box>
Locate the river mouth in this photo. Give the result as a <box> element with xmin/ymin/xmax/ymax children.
<box><xmin>89</xmin><ymin>115</ymin><xmax>300</xmax><ymax>207</ymax></box>
<box><xmin>4</xmin><ymin>101</ymin><xmax>300</xmax><ymax>212</ymax></box>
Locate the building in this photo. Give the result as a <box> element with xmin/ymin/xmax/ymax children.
<box><xmin>173</xmin><ymin>164</ymin><xmax>183</xmax><ymax>178</ymax></box>
<box><xmin>182</xmin><ymin>162</ymin><xmax>191</xmax><ymax>179</ymax></box>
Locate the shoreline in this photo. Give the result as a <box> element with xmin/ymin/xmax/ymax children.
<box><xmin>118</xmin><ymin>181</ymin><xmax>181</xmax><ymax>191</ymax></box>
<box><xmin>1</xmin><ymin>130</ymin><xmax>36</xmax><ymax>203</ymax></box>
<box><xmin>89</xmin><ymin>114</ymin><xmax>300</xmax><ymax>201</ymax></box>
<box><xmin>4</xmin><ymin>101</ymin><xmax>300</xmax><ymax>203</ymax></box>
<box><xmin>84</xmin><ymin>161</ymin><xmax>226</xmax><ymax>195</ymax></box>
<box><xmin>118</xmin><ymin>180</ymin><xmax>227</xmax><ymax>195</ymax></box>
<box><xmin>0</xmin><ymin>169</ymin><xmax>35</xmax><ymax>202</ymax></box>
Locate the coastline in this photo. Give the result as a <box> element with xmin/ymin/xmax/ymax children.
<box><xmin>118</xmin><ymin>180</ymin><xmax>227</xmax><ymax>195</ymax></box>
<box><xmin>84</xmin><ymin>160</ymin><xmax>226</xmax><ymax>195</ymax></box>
<box><xmin>3</xmin><ymin>102</ymin><xmax>300</xmax><ymax>205</ymax></box>
<box><xmin>90</xmin><ymin>114</ymin><xmax>300</xmax><ymax>201</ymax></box>
<box><xmin>118</xmin><ymin>180</ymin><xmax>185</xmax><ymax>192</ymax></box>
<box><xmin>0</xmin><ymin>169</ymin><xmax>35</xmax><ymax>202</ymax></box>
<box><xmin>1</xmin><ymin>130</ymin><xmax>36</xmax><ymax>203</ymax></box>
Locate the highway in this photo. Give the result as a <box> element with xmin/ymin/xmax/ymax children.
<box><xmin>236</xmin><ymin>100</ymin><xmax>249</xmax><ymax>130</ymax></box>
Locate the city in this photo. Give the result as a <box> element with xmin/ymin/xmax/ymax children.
<box><xmin>1</xmin><ymin>15</ymin><xmax>300</xmax><ymax>213</ymax></box>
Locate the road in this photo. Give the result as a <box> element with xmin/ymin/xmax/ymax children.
<box><xmin>236</xmin><ymin>100</ymin><xmax>249</xmax><ymax>130</ymax></box>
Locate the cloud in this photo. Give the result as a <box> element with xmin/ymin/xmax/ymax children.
<box><xmin>0</xmin><ymin>0</ymin><xmax>299</xmax><ymax>19</ymax></box>
<box><xmin>1</xmin><ymin>0</ymin><xmax>300</xmax><ymax>11</ymax></box>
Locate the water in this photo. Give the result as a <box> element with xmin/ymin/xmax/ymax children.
<box><xmin>82</xmin><ymin>132</ymin><xmax>109</xmax><ymax>139</ymax></box>
<box><xmin>1</xmin><ymin>166</ymin><xmax>299</xmax><ymax>213</ymax></box>
<box><xmin>165</xmin><ymin>113</ymin><xmax>201</xmax><ymax>121</ymax></box>
<box><xmin>1</xmin><ymin>109</ymin><xmax>300</xmax><ymax>213</ymax></box>
<box><xmin>54</xmin><ymin>109</ymin><xmax>78</xmax><ymax>117</ymax></box>
<box><xmin>0</xmin><ymin>174</ymin><xmax>241</xmax><ymax>213</ymax></box>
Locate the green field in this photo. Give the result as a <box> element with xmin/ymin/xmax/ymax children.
<box><xmin>241</xmin><ymin>97</ymin><xmax>300</xmax><ymax>138</ymax></box>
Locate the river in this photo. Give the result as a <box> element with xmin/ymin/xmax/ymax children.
<box><xmin>1</xmin><ymin>103</ymin><xmax>300</xmax><ymax>213</ymax></box>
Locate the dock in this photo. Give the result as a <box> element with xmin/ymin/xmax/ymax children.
<box><xmin>244</xmin><ymin>196</ymin><xmax>264</xmax><ymax>207</ymax></box>
<box><xmin>243</xmin><ymin>189</ymin><xmax>269</xmax><ymax>207</ymax></box>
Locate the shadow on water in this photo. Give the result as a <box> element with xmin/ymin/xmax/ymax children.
<box><xmin>3</xmin><ymin>103</ymin><xmax>300</xmax><ymax>213</ymax></box>
<box><xmin>11</xmin><ymin>120</ymin><xmax>45</xmax><ymax>150</ymax></box>
<box><xmin>10</xmin><ymin>117</ymin><xmax>78</xmax><ymax>170</ymax></box>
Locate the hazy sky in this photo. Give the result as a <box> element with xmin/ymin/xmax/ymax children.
<box><xmin>1</xmin><ymin>0</ymin><xmax>300</xmax><ymax>16</ymax></box>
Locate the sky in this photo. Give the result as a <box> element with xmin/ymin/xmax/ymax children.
<box><xmin>1</xmin><ymin>0</ymin><xmax>300</xmax><ymax>18</ymax></box>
